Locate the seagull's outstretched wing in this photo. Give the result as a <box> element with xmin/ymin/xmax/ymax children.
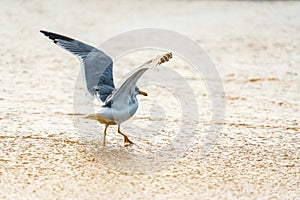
<box><xmin>40</xmin><ymin>30</ymin><xmax>115</xmax><ymax>102</ymax></box>
<box><xmin>104</xmin><ymin>53</ymin><xmax>172</xmax><ymax>110</ymax></box>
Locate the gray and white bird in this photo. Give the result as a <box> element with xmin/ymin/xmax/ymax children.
<box><xmin>40</xmin><ymin>30</ymin><xmax>172</xmax><ymax>145</ymax></box>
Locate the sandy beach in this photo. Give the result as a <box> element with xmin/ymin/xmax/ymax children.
<box><xmin>0</xmin><ymin>0</ymin><xmax>299</xmax><ymax>199</ymax></box>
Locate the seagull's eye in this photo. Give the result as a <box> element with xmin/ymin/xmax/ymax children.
<box><xmin>93</xmin><ymin>86</ymin><xmax>100</xmax><ymax>92</ymax></box>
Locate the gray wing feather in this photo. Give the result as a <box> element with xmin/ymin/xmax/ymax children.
<box><xmin>40</xmin><ymin>30</ymin><xmax>115</xmax><ymax>102</ymax></box>
<box><xmin>104</xmin><ymin>52</ymin><xmax>172</xmax><ymax>109</ymax></box>
<box><xmin>104</xmin><ymin>60</ymin><xmax>153</xmax><ymax>110</ymax></box>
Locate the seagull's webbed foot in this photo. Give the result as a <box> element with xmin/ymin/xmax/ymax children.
<box><xmin>118</xmin><ymin>125</ymin><xmax>134</xmax><ymax>146</ymax></box>
<box><xmin>124</xmin><ymin>136</ymin><xmax>134</xmax><ymax>145</ymax></box>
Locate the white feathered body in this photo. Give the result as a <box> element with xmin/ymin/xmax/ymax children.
<box><xmin>90</xmin><ymin>96</ymin><xmax>139</xmax><ymax>125</ymax></box>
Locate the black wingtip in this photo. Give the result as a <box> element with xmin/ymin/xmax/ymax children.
<box><xmin>40</xmin><ymin>30</ymin><xmax>52</xmax><ymax>38</ymax></box>
<box><xmin>40</xmin><ymin>30</ymin><xmax>47</xmax><ymax>34</ymax></box>
<box><xmin>40</xmin><ymin>30</ymin><xmax>74</xmax><ymax>43</ymax></box>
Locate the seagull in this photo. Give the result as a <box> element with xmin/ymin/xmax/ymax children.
<box><xmin>40</xmin><ymin>30</ymin><xmax>172</xmax><ymax>145</ymax></box>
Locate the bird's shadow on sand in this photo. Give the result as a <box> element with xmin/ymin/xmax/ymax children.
<box><xmin>84</xmin><ymin>138</ymin><xmax>189</xmax><ymax>174</ymax></box>
<box><xmin>75</xmin><ymin>112</ymin><xmax>197</xmax><ymax>174</ymax></box>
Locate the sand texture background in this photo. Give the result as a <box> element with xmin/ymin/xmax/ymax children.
<box><xmin>0</xmin><ymin>0</ymin><xmax>299</xmax><ymax>199</ymax></box>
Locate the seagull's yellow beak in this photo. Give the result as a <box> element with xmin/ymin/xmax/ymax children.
<box><xmin>139</xmin><ymin>91</ymin><xmax>148</xmax><ymax>96</ymax></box>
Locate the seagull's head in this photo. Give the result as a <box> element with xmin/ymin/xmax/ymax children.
<box><xmin>135</xmin><ymin>87</ymin><xmax>148</xmax><ymax>97</ymax></box>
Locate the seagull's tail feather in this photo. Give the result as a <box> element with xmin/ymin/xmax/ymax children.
<box><xmin>84</xmin><ymin>113</ymin><xmax>97</xmax><ymax>120</ymax></box>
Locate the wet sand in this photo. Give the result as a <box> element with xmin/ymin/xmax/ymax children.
<box><xmin>0</xmin><ymin>0</ymin><xmax>299</xmax><ymax>199</ymax></box>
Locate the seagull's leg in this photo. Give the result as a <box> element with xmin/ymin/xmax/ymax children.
<box><xmin>117</xmin><ymin>125</ymin><xmax>134</xmax><ymax>144</ymax></box>
<box><xmin>103</xmin><ymin>124</ymin><xmax>108</xmax><ymax>145</ymax></box>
